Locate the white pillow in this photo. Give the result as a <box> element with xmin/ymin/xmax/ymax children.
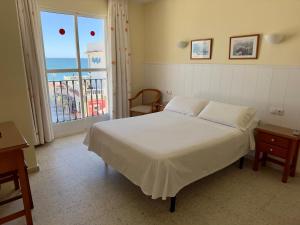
<box><xmin>164</xmin><ymin>96</ymin><xmax>208</xmax><ymax>116</ymax></box>
<box><xmin>198</xmin><ymin>101</ymin><xmax>256</xmax><ymax>131</ymax></box>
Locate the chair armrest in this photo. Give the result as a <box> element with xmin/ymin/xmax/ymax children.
<box><xmin>129</xmin><ymin>90</ymin><xmax>143</xmax><ymax>110</ymax></box>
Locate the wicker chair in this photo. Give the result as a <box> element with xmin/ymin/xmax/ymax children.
<box><xmin>129</xmin><ymin>89</ymin><xmax>161</xmax><ymax>117</ymax></box>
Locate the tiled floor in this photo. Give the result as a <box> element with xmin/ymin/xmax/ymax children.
<box><xmin>1</xmin><ymin>133</ymin><xmax>300</xmax><ymax>225</ymax></box>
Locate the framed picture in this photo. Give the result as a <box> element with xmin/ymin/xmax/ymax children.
<box><xmin>190</xmin><ymin>38</ymin><xmax>213</xmax><ymax>60</ymax></box>
<box><xmin>229</xmin><ymin>34</ymin><xmax>260</xmax><ymax>59</ymax></box>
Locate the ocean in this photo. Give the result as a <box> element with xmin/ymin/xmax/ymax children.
<box><xmin>46</xmin><ymin>58</ymin><xmax>89</xmax><ymax>81</ymax></box>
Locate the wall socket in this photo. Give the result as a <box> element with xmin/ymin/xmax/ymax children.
<box><xmin>166</xmin><ymin>90</ymin><xmax>173</xmax><ymax>96</ymax></box>
<box><xmin>270</xmin><ymin>106</ymin><xmax>285</xmax><ymax>116</ymax></box>
<box><xmin>165</xmin><ymin>90</ymin><xmax>173</xmax><ymax>101</ymax></box>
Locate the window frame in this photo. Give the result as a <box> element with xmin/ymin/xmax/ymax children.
<box><xmin>39</xmin><ymin>8</ymin><xmax>109</xmax><ymax>121</ymax></box>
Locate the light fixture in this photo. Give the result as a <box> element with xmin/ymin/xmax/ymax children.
<box><xmin>264</xmin><ymin>33</ymin><xmax>284</xmax><ymax>44</ymax></box>
<box><xmin>177</xmin><ymin>41</ymin><xmax>189</xmax><ymax>49</ymax></box>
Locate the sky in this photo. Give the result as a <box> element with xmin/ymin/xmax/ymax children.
<box><xmin>40</xmin><ymin>11</ymin><xmax>105</xmax><ymax>59</ymax></box>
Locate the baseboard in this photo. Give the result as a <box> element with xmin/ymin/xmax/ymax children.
<box><xmin>53</xmin><ymin>115</ymin><xmax>109</xmax><ymax>138</ymax></box>
<box><xmin>27</xmin><ymin>164</ymin><xmax>40</xmax><ymax>173</ymax></box>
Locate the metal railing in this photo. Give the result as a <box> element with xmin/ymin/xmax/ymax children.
<box><xmin>48</xmin><ymin>78</ymin><xmax>107</xmax><ymax>123</ymax></box>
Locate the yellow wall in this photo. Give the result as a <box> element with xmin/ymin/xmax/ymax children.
<box><xmin>128</xmin><ymin>0</ymin><xmax>144</xmax><ymax>94</ymax></box>
<box><xmin>0</xmin><ymin>0</ymin><xmax>37</xmax><ymax>169</ymax></box>
<box><xmin>38</xmin><ymin>0</ymin><xmax>145</xmax><ymax>93</ymax></box>
<box><xmin>144</xmin><ymin>0</ymin><xmax>300</xmax><ymax>65</ymax></box>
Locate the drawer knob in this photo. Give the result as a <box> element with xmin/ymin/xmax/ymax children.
<box><xmin>271</xmin><ymin>138</ymin><xmax>275</xmax><ymax>142</ymax></box>
<box><xmin>270</xmin><ymin>148</ymin><xmax>273</xmax><ymax>152</ymax></box>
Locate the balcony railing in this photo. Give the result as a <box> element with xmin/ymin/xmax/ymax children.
<box><xmin>48</xmin><ymin>78</ymin><xmax>108</xmax><ymax>123</ymax></box>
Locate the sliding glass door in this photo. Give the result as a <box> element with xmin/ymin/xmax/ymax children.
<box><xmin>40</xmin><ymin>11</ymin><xmax>108</xmax><ymax>123</ymax></box>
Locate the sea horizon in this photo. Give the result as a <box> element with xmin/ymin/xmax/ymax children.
<box><xmin>46</xmin><ymin>58</ymin><xmax>90</xmax><ymax>81</ymax></box>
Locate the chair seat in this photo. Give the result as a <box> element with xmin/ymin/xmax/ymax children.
<box><xmin>130</xmin><ymin>105</ymin><xmax>153</xmax><ymax>114</ymax></box>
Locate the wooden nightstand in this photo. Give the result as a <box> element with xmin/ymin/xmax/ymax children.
<box><xmin>253</xmin><ymin>124</ymin><xmax>300</xmax><ymax>183</ymax></box>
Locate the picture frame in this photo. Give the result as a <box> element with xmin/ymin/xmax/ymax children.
<box><xmin>190</xmin><ymin>38</ymin><xmax>213</xmax><ymax>60</ymax></box>
<box><xmin>229</xmin><ymin>34</ymin><xmax>260</xmax><ymax>59</ymax></box>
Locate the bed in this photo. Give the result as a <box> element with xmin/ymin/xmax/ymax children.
<box><xmin>84</xmin><ymin>101</ymin><xmax>256</xmax><ymax>212</ymax></box>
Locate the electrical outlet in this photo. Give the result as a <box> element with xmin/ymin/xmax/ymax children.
<box><xmin>165</xmin><ymin>90</ymin><xmax>173</xmax><ymax>101</ymax></box>
<box><xmin>270</xmin><ymin>107</ymin><xmax>285</xmax><ymax>116</ymax></box>
<box><xmin>166</xmin><ymin>90</ymin><xmax>173</xmax><ymax>96</ymax></box>
<box><xmin>278</xmin><ymin>109</ymin><xmax>284</xmax><ymax>116</ymax></box>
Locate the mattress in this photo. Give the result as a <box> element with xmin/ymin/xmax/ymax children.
<box><xmin>84</xmin><ymin>111</ymin><xmax>254</xmax><ymax>200</ymax></box>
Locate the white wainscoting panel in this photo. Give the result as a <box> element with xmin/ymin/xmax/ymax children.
<box><xmin>144</xmin><ymin>63</ymin><xmax>300</xmax><ymax>130</ymax></box>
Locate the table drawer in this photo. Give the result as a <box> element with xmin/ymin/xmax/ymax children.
<box><xmin>258</xmin><ymin>142</ymin><xmax>288</xmax><ymax>158</ymax></box>
<box><xmin>259</xmin><ymin>133</ymin><xmax>290</xmax><ymax>148</ymax></box>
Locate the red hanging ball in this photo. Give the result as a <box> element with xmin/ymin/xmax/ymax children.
<box><xmin>59</xmin><ymin>28</ymin><xmax>65</xmax><ymax>35</ymax></box>
<box><xmin>90</xmin><ymin>31</ymin><xmax>95</xmax><ymax>36</ymax></box>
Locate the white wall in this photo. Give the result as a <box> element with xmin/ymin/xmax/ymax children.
<box><xmin>144</xmin><ymin>64</ymin><xmax>300</xmax><ymax>130</ymax></box>
<box><xmin>53</xmin><ymin>115</ymin><xmax>109</xmax><ymax>138</ymax></box>
<box><xmin>144</xmin><ymin>63</ymin><xmax>300</xmax><ymax>171</ymax></box>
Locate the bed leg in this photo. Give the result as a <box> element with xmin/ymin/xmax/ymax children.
<box><xmin>170</xmin><ymin>196</ymin><xmax>176</xmax><ymax>213</ymax></box>
<box><xmin>239</xmin><ymin>157</ymin><xmax>245</xmax><ymax>169</ymax></box>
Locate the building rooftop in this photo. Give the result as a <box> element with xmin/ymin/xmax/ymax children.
<box><xmin>86</xmin><ymin>42</ymin><xmax>104</xmax><ymax>53</ymax></box>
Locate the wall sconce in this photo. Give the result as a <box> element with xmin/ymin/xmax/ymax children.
<box><xmin>177</xmin><ymin>41</ymin><xmax>189</xmax><ymax>49</ymax></box>
<box><xmin>264</xmin><ymin>33</ymin><xmax>284</xmax><ymax>44</ymax></box>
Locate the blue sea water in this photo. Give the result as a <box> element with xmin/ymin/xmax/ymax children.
<box><xmin>46</xmin><ymin>58</ymin><xmax>89</xmax><ymax>81</ymax></box>
<box><xmin>46</xmin><ymin>58</ymin><xmax>88</xmax><ymax>70</ymax></box>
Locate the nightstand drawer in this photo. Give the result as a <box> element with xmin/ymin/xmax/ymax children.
<box><xmin>258</xmin><ymin>142</ymin><xmax>288</xmax><ymax>158</ymax></box>
<box><xmin>259</xmin><ymin>133</ymin><xmax>290</xmax><ymax>148</ymax></box>
<box><xmin>254</xmin><ymin>124</ymin><xmax>300</xmax><ymax>183</ymax></box>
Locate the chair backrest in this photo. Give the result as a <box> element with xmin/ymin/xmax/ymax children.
<box><xmin>142</xmin><ymin>89</ymin><xmax>161</xmax><ymax>105</ymax></box>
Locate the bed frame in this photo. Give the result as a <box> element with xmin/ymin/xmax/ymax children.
<box><xmin>169</xmin><ymin>156</ymin><xmax>245</xmax><ymax>213</ymax></box>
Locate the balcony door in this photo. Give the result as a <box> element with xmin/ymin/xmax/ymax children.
<box><xmin>40</xmin><ymin>11</ymin><xmax>108</xmax><ymax>125</ymax></box>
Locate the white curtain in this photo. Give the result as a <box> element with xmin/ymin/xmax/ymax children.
<box><xmin>108</xmin><ymin>0</ymin><xmax>132</xmax><ymax>119</ymax></box>
<box><xmin>16</xmin><ymin>0</ymin><xmax>54</xmax><ymax>144</ymax></box>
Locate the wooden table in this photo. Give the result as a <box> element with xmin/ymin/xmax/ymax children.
<box><xmin>0</xmin><ymin>122</ymin><xmax>33</xmax><ymax>225</ymax></box>
<box><xmin>253</xmin><ymin>123</ymin><xmax>300</xmax><ymax>183</ymax></box>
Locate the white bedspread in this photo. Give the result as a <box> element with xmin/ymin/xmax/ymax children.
<box><xmin>84</xmin><ymin>111</ymin><xmax>253</xmax><ymax>200</ymax></box>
